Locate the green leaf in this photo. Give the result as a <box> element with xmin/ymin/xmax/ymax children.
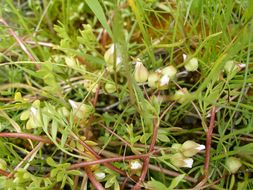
<box><xmin>145</xmin><ymin>178</ymin><xmax>168</xmax><ymax>190</ymax></box>
<box><xmin>46</xmin><ymin>157</ymin><xmax>57</xmax><ymax>167</ymax></box>
<box><xmin>168</xmin><ymin>174</ymin><xmax>185</xmax><ymax>190</ymax></box>
<box><xmin>20</xmin><ymin>110</ymin><xmax>30</xmax><ymax>121</ymax></box>
<box><xmin>85</xmin><ymin>0</ymin><xmax>112</xmax><ymax>38</ymax></box>
<box><xmin>51</xmin><ymin>120</ymin><xmax>58</xmax><ymax>141</ymax></box>
<box><xmin>158</xmin><ymin>133</ymin><xmax>170</xmax><ymax>143</ymax></box>
<box><xmin>77</xmin><ymin>24</ymin><xmax>97</xmax><ymax>50</ymax></box>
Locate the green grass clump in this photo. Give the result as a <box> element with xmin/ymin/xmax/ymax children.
<box><xmin>0</xmin><ymin>0</ymin><xmax>253</xmax><ymax>189</ymax></box>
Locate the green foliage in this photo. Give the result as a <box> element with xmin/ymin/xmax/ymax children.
<box><xmin>0</xmin><ymin>0</ymin><xmax>252</xmax><ymax>189</ymax></box>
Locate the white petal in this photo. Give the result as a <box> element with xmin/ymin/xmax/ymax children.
<box><xmin>68</xmin><ymin>100</ymin><xmax>78</xmax><ymax>109</ymax></box>
<box><xmin>183</xmin><ymin>54</ymin><xmax>187</xmax><ymax>61</ymax></box>
<box><xmin>196</xmin><ymin>144</ymin><xmax>206</xmax><ymax>151</ymax></box>
<box><xmin>184</xmin><ymin>158</ymin><xmax>193</xmax><ymax>168</ymax></box>
<box><xmin>116</xmin><ymin>56</ymin><xmax>122</xmax><ymax>65</ymax></box>
<box><xmin>30</xmin><ymin>107</ymin><xmax>37</xmax><ymax>115</ymax></box>
<box><xmin>160</xmin><ymin>75</ymin><xmax>170</xmax><ymax>86</ymax></box>
<box><xmin>130</xmin><ymin>161</ymin><xmax>142</xmax><ymax>170</ymax></box>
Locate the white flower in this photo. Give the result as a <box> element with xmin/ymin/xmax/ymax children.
<box><xmin>69</xmin><ymin>99</ymin><xmax>78</xmax><ymax>109</ymax></box>
<box><xmin>160</xmin><ymin>75</ymin><xmax>170</xmax><ymax>86</ymax></box>
<box><xmin>30</xmin><ymin>107</ymin><xmax>38</xmax><ymax>115</ymax></box>
<box><xmin>183</xmin><ymin>54</ymin><xmax>187</xmax><ymax>61</ymax></box>
<box><xmin>183</xmin><ymin>158</ymin><xmax>194</xmax><ymax>168</ymax></box>
<box><xmin>130</xmin><ymin>160</ymin><xmax>142</xmax><ymax>170</ymax></box>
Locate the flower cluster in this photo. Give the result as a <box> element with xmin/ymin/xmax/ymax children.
<box><xmin>170</xmin><ymin>140</ymin><xmax>205</xmax><ymax>168</ymax></box>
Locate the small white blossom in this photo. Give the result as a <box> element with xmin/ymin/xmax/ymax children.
<box><xmin>196</xmin><ymin>144</ymin><xmax>206</xmax><ymax>151</ymax></box>
<box><xmin>183</xmin><ymin>54</ymin><xmax>187</xmax><ymax>61</ymax></box>
<box><xmin>160</xmin><ymin>75</ymin><xmax>170</xmax><ymax>86</ymax></box>
<box><xmin>68</xmin><ymin>100</ymin><xmax>78</xmax><ymax>109</ymax></box>
<box><xmin>30</xmin><ymin>107</ymin><xmax>38</xmax><ymax>115</ymax></box>
<box><xmin>183</xmin><ymin>158</ymin><xmax>194</xmax><ymax>168</ymax></box>
<box><xmin>130</xmin><ymin>160</ymin><xmax>142</xmax><ymax>170</ymax></box>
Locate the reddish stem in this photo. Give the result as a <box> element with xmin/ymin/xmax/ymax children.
<box><xmin>84</xmin><ymin>166</ymin><xmax>105</xmax><ymax>190</ymax></box>
<box><xmin>99</xmin><ymin>123</ymin><xmax>132</xmax><ymax>148</ymax></box>
<box><xmin>0</xmin><ymin>169</ymin><xmax>10</xmax><ymax>176</ymax></box>
<box><xmin>132</xmin><ymin>117</ymin><xmax>159</xmax><ymax>190</ymax></box>
<box><xmin>204</xmin><ymin>106</ymin><xmax>216</xmax><ymax>178</ymax></box>
<box><xmin>0</xmin><ymin>133</ymin><xmax>51</xmax><ymax>144</ymax></box>
<box><xmin>77</xmin><ymin>138</ymin><xmax>126</xmax><ymax>176</ymax></box>
<box><xmin>69</xmin><ymin>153</ymin><xmax>151</xmax><ymax>170</ymax></box>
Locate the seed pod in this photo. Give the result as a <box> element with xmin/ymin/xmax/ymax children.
<box><xmin>105</xmin><ymin>82</ymin><xmax>116</xmax><ymax>94</ymax></box>
<box><xmin>173</xmin><ymin>88</ymin><xmax>189</xmax><ymax>104</ymax></box>
<box><xmin>181</xmin><ymin>140</ymin><xmax>205</xmax><ymax>157</ymax></box>
<box><xmin>104</xmin><ymin>44</ymin><xmax>122</xmax><ymax>73</ymax></box>
<box><xmin>69</xmin><ymin>100</ymin><xmax>94</xmax><ymax>120</ymax></box>
<box><xmin>224</xmin><ymin>60</ymin><xmax>237</xmax><ymax>73</ymax></box>
<box><xmin>161</xmin><ymin>65</ymin><xmax>177</xmax><ymax>79</ymax></box>
<box><xmin>134</xmin><ymin>59</ymin><xmax>149</xmax><ymax>83</ymax></box>
<box><xmin>148</xmin><ymin>72</ymin><xmax>160</xmax><ymax>89</ymax></box>
<box><xmin>185</xmin><ymin>57</ymin><xmax>198</xmax><ymax>71</ymax></box>
<box><xmin>226</xmin><ymin>157</ymin><xmax>242</xmax><ymax>174</ymax></box>
<box><xmin>170</xmin><ymin>153</ymin><xmax>193</xmax><ymax>168</ymax></box>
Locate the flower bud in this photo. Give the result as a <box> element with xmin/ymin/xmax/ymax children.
<box><xmin>65</xmin><ymin>56</ymin><xmax>77</xmax><ymax>68</ymax></box>
<box><xmin>173</xmin><ymin>88</ymin><xmax>189</xmax><ymax>104</ymax></box>
<box><xmin>170</xmin><ymin>153</ymin><xmax>193</xmax><ymax>168</ymax></box>
<box><xmin>224</xmin><ymin>60</ymin><xmax>237</xmax><ymax>73</ymax></box>
<box><xmin>171</xmin><ymin>143</ymin><xmax>182</xmax><ymax>152</ymax></box>
<box><xmin>104</xmin><ymin>82</ymin><xmax>116</xmax><ymax>94</ymax></box>
<box><xmin>0</xmin><ymin>159</ymin><xmax>7</xmax><ymax>170</ymax></box>
<box><xmin>181</xmin><ymin>140</ymin><xmax>205</xmax><ymax>157</ymax></box>
<box><xmin>185</xmin><ymin>57</ymin><xmax>198</xmax><ymax>71</ymax></box>
<box><xmin>161</xmin><ymin>66</ymin><xmax>177</xmax><ymax>79</ymax></box>
<box><xmin>69</xmin><ymin>100</ymin><xmax>94</xmax><ymax>119</ymax></box>
<box><xmin>148</xmin><ymin>72</ymin><xmax>160</xmax><ymax>89</ymax></box>
<box><xmin>134</xmin><ymin>59</ymin><xmax>149</xmax><ymax>83</ymax></box>
<box><xmin>104</xmin><ymin>44</ymin><xmax>122</xmax><ymax>73</ymax></box>
<box><xmin>94</xmin><ymin>171</ymin><xmax>106</xmax><ymax>180</ymax></box>
<box><xmin>226</xmin><ymin>157</ymin><xmax>242</xmax><ymax>174</ymax></box>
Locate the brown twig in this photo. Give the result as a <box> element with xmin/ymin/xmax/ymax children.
<box><xmin>0</xmin><ymin>18</ymin><xmax>38</xmax><ymax>69</ymax></box>
<box><xmin>132</xmin><ymin>117</ymin><xmax>159</xmax><ymax>190</ymax></box>
<box><xmin>0</xmin><ymin>132</ymin><xmax>52</xmax><ymax>144</ymax></box>
<box><xmin>84</xmin><ymin>166</ymin><xmax>105</xmax><ymax>190</ymax></box>
<box><xmin>69</xmin><ymin>152</ymin><xmax>152</xmax><ymax>170</ymax></box>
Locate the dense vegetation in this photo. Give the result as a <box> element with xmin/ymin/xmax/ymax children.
<box><xmin>0</xmin><ymin>0</ymin><xmax>253</xmax><ymax>189</ymax></box>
